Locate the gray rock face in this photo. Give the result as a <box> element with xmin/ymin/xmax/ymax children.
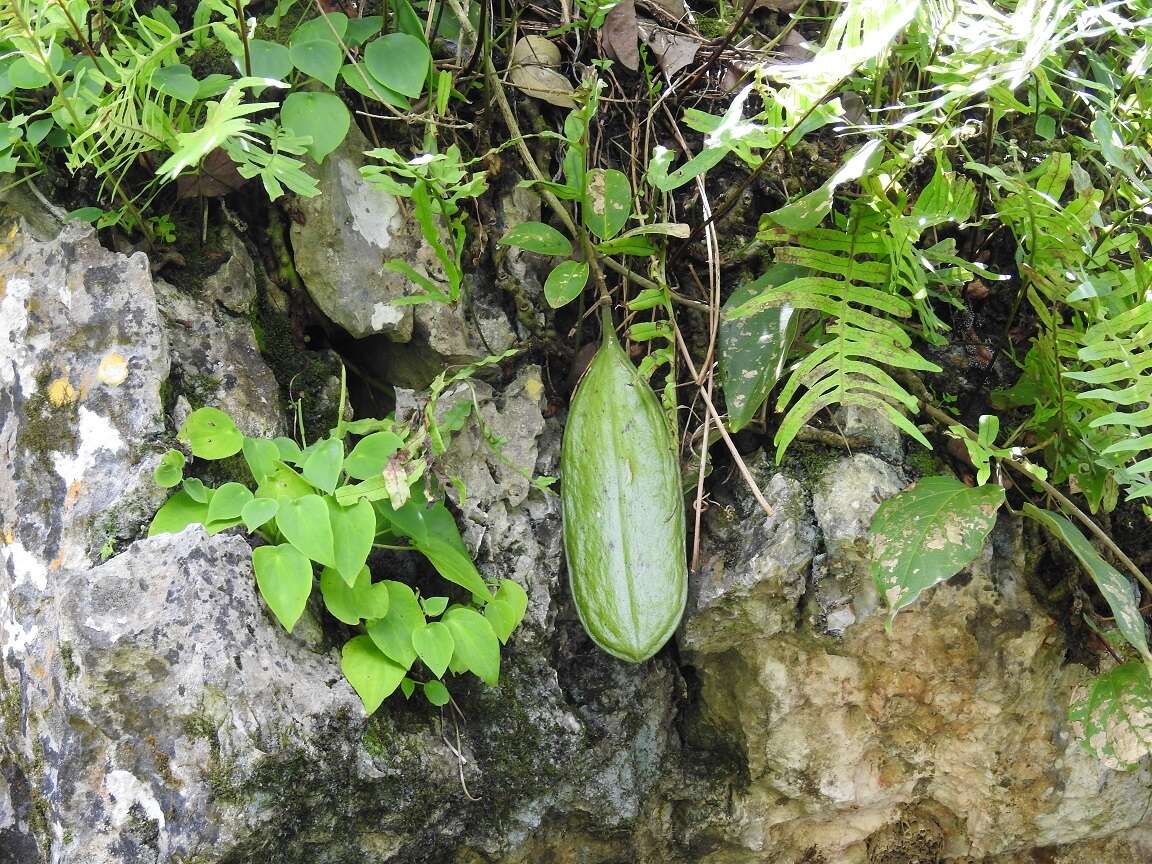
<box><xmin>292</xmin><ymin>126</ymin><xmax>514</xmax><ymax>387</ymax></box>
<box><xmin>5</xmin><ymin>211</ymin><xmax>1152</xmax><ymax>864</ymax></box>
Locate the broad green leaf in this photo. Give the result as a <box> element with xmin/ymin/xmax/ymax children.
<box><xmin>442</xmin><ymin>606</ymin><xmax>500</xmax><ymax>685</ymax></box>
<box><xmin>499</xmin><ymin>222</ymin><xmax>572</xmax><ymax>256</ymax></box>
<box><xmin>400</xmin><ymin>677</ymin><xmax>416</xmax><ymax>699</ymax></box>
<box><xmin>363</xmin><ymin>34</ymin><xmax>430</xmax><ymax>99</ymax></box>
<box><xmin>241</xmin><ymin>497</ymin><xmax>279</xmax><ymax>532</ymax></box>
<box><xmin>153</xmin><ymin>449</ymin><xmax>186</xmax><ymax>488</ymax></box>
<box><xmin>320</xmin><ymin>565</ymin><xmax>389</xmax><ymax>624</ymax></box>
<box><xmin>327</xmin><ymin>498</ymin><xmax>376</xmax><ymax>585</ymax></box>
<box><xmin>718</xmin><ymin>265</ymin><xmax>802</xmax><ymax>432</ymax></box>
<box><xmin>423</xmin><ymin>679</ymin><xmax>450</xmax><ymax>706</ymax></box>
<box><xmin>342</xmin><ymin>635</ymin><xmax>406</xmax><ymax>713</ymax></box>
<box><xmin>1023</xmin><ymin>504</ymin><xmax>1152</xmax><ymax>665</ymax></box>
<box><xmin>243</xmin><ymin>437</ymin><xmax>281</xmax><ymax>482</ymax></box>
<box><xmin>178</xmin><ymin>407</ymin><xmax>243</xmax><ymax>459</ymax></box>
<box><xmin>289</xmin><ymin>39</ymin><xmax>343</xmax><ymax>88</ymax></box>
<box><xmin>411</xmin><ymin>622</ymin><xmax>454</xmax><ymax>678</ymax></box>
<box><xmin>344</xmin><ymin>431</ymin><xmax>404</xmax><ymax>480</ymax></box>
<box><xmin>339</xmin><ymin>64</ymin><xmax>410</xmax><ymax>107</ymax></box>
<box><xmin>582</xmin><ymin>168</ymin><xmax>632</xmax><ymax>240</ymax></box>
<box><xmin>256</xmin><ymin>461</ymin><xmax>314</xmax><ymax>501</ymax></box>
<box><xmin>301</xmin><ymin>435</ymin><xmax>344</xmax><ymax>493</ymax></box>
<box><xmin>484</xmin><ymin>579</ymin><xmax>529</xmax><ymax>644</ymax></box>
<box><xmin>245</xmin><ymin>39</ymin><xmax>292</xmax><ymax>80</ymax></box>
<box><xmin>252</xmin><ymin>543</ymin><xmax>313</xmax><ymax>631</ymax></box>
<box><xmin>206</xmin><ymin>482</ymin><xmax>254</xmax><ymax>524</ymax></box>
<box><xmin>274</xmin><ymin>437</ymin><xmax>304</xmax><ymax>464</ymax></box>
<box><xmin>275</xmin><ymin>494</ymin><xmax>336</xmax><ymax>567</ymax></box>
<box><xmin>152</xmin><ymin>64</ymin><xmax>199</xmax><ymax>102</ymax></box>
<box><xmin>365</xmin><ymin>580</ymin><xmax>424</xmax><ymax>668</ymax></box>
<box><xmin>280</xmin><ymin>91</ymin><xmax>350</xmax><ymax>164</ymax></box>
<box><xmin>379</xmin><ymin>498</ymin><xmax>490</xmax><ymax>601</ymax></box>
<box><xmin>544</xmin><ymin>260</ymin><xmax>589</xmax><ymax>309</ymax></box>
<box><xmin>872</xmin><ymin>476</ymin><xmax>1005</xmax><ymax>625</ymax></box>
<box><xmin>291</xmin><ymin>11</ymin><xmax>347</xmax><ymax>44</ymax></box>
<box><xmin>421</xmin><ymin>595</ymin><xmax>449</xmax><ymax>617</ymax></box>
<box><xmin>148</xmin><ymin>490</ymin><xmax>208</xmax><ymax>536</ymax></box>
<box><xmin>1069</xmin><ymin>662</ymin><xmax>1152</xmax><ymax>770</ymax></box>
<box><xmin>346</xmin><ymin>15</ymin><xmax>383</xmax><ymax>45</ymax></box>
<box><xmin>182</xmin><ymin>478</ymin><xmax>209</xmax><ymax>503</ymax></box>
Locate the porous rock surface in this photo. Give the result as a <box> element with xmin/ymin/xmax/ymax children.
<box><xmin>2</xmin><ymin>209</ymin><xmax>1151</xmax><ymax>864</ymax></box>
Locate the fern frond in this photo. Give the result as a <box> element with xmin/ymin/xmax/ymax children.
<box><xmin>730</xmin><ymin>210</ymin><xmax>941</xmax><ymax>461</ymax></box>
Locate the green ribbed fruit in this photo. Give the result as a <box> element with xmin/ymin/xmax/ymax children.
<box><xmin>560</xmin><ymin>320</ymin><xmax>687</xmax><ymax>662</ymax></box>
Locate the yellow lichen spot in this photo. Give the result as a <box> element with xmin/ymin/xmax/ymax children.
<box><xmin>523</xmin><ymin>375</ymin><xmax>544</xmax><ymax>402</ymax></box>
<box><xmin>3</xmin><ymin>528</ymin><xmax>13</xmax><ymax>544</ymax></box>
<box><xmin>47</xmin><ymin>377</ymin><xmax>78</xmax><ymax>406</ymax></box>
<box><xmin>97</xmin><ymin>352</ymin><xmax>129</xmax><ymax>386</ymax></box>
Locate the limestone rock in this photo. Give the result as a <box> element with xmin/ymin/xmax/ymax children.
<box><xmin>155</xmin><ymin>278</ymin><xmax>282</xmax><ymax>440</ymax></box>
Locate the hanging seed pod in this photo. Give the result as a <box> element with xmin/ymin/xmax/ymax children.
<box><xmin>560</xmin><ymin>316</ymin><xmax>687</xmax><ymax>662</ymax></box>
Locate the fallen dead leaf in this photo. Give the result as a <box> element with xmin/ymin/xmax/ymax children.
<box><xmin>637</xmin><ymin>21</ymin><xmax>700</xmax><ymax>79</ymax></box>
<box><xmin>602</xmin><ymin>0</ymin><xmax>640</xmax><ymax>71</ymax></box>
<box><xmin>176</xmin><ymin>147</ymin><xmax>246</xmax><ymax>199</ymax></box>
<box><xmin>508</xmin><ymin>35</ymin><xmax>576</xmax><ymax>108</ymax></box>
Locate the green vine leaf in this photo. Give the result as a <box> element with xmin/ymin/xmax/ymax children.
<box><xmin>443</xmin><ymin>606</ymin><xmax>501</xmax><ymax>685</ymax></box>
<box><xmin>240</xmin><ymin>497</ymin><xmax>279</xmax><ymax>532</ymax></box>
<box><xmin>148</xmin><ymin>490</ymin><xmax>208</xmax><ymax>536</ymax></box>
<box><xmin>275</xmin><ymin>494</ymin><xmax>337</xmax><ymax>567</ymax></box>
<box><xmin>718</xmin><ymin>264</ymin><xmax>802</xmax><ymax>432</ymax></box>
<box><xmin>363</xmin><ymin>34</ymin><xmax>431</xmax><ymax>99</ymax></box>
<box><xmin>423</xmin><ymin>679</ymin><xmax>450</xmax><ymax>706</ymax></box>
<box><xmin>342</xmin><ymin>635</ymin><xmax>407</xmax><ymax>713</ymax></box>
<box><xmin>582</xmin><ymin>167</ymin><xmax>632</xmax><ymax>240</ymax></box>
<box><xmin>280</xmin><ymin>92</ymin><xmax>350</xmax><ymax>164</ymax></box>
<box><xmin>344</xmin><ymin>431</ymin><xmax>404</xmax><ymax>480</ymax></box>
<box><xmin>153</xmin><ymin>449</ymin><xmax>186</xmax><ymax>488</ymax></box>
<box><xmin>499</xmin><ymin>222</ymin><xmax>573</xmax><ymax>256</ymax></box>
<box><xmin>871</xmin><ymin>476</ymin><xmax>1005</xmax><ymax>625</ymax></box>
<box><xmin>327</xmin><ymin>497</ymin><xmax>376</xmax><ymax>585</ymax></box>
<box><xmin>1069</xmin><ymin>662</ymin><xmax>1152</xmax><ymax>770</ymax></box>
<box><xmin>320</xmin><ymin>565</ymin><xmax>389</xmax><ymax>625</ymax></box>
<box><xmin>301</xmin><ymin>435</ymin><xmax>344</xmax><ymax>494</ymax></box>
<box><xmin>411</xmin><ymin>621</ymin><xmax>455</xmax><ymax>678</ymax></box>
<box><xmin>484</xmin><ymin>579</ymin><xmax>529</xmax><ymax>644</ymax></box>
<box><xmin>289</xmin><ymin>39</ymin><xmax>343</xmax><ymax>87</ymax></box>
<box><xmin>365</xmin><ymin>580</ymin><xmax>425</xmax><ymax>669</ymax></box>
<box><xmin>205</xmin><ymin>481</ymin><xmax>253</xmax><ymax>525</ymax></box>
<box><xmin>544</xmin><ymin>260</ymin><xmax>589</xmax><ymax>309</ymax></box>
<box><xmin>252</xmin><ymin>543</ymin><xmax>313</xmax><ymax>631</ymax></box>
<box><xmin>1023</xmin><ymin>504</ymin><xmax>1152</xmax><ymax>665</ymax></box>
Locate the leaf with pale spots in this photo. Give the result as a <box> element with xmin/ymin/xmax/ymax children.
<box><xmin>1024</xmin><ymin>504</ymin><xmax>1152</xmax><ymax>665</ymax></box>
<box><xmin>1069</xmin><ymin>662</ymin><xmax>1152</xmax><ymax>770</ymax></box>
<box><xmin>582</xmin><ymin>168</ymin><xmax>632</xmax><ymax>240</ymax></box>
<box><xmin>718</xmin><ymin>265</ymin><xmax>802</xmax><ymax>432</ymax></box>
<box><xmin>871</xmin><ymin>475</ymin><xmax>1005</xmax><ymax>627</ymax></box>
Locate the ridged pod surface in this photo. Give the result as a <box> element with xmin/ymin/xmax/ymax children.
<box><xmin>561</xmin><ymin>322</ymin><xmax>687</xmax><ymax>662</ymax></box>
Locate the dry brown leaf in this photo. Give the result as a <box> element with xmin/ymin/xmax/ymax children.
<box><xmin>637</xmin><ymin>22</ymin><xmax>700</xmax><ymax>79</ymax></box>
<box><xmin>640</xmin><ymin>0</ymin><xmax>689</xmax><ymax>22</ymax></box>
<box><xmin>508</xmin><ymin>65</ymin><xmax>577</xmax><ymax>108</ymax></box>
<box><xmin>176</xmin><ymin>148</ymin><xmax>246</xmax><ymax>199</ymax></box>
<box><xmin>511</xmin><ymin>35</ymin><xmax>561</xmax><ymax>67</ymax></box>
<box><xmin>601</xmin><ymin>0</ymin><xmax>640</xmax><ymax>71</ymax></box>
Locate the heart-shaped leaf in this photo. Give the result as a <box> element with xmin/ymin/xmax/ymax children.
<box><xmin>484</xmin><ymin>579</ymin><xmax>529</xmax><ymax>643</ymax></box>
<box><xmin>148</xmin><ymin>490</ymin><xmax>208</xmax><ymax>536</ymax></box>
<box><xmin>245</xmin><ymin>39</ymin><xmax>292</xmax><ymax>80</ymax></box>
<box><xmin>206</xmin><ymin>481</ymin><xmax>254</xmax><ymax>524</ymax></box>
<box><xmin>153</xmin><ymin>449</ymin><xmax>186</xmax><ymax>488</ymax></box>
<box><xmin>344</xmin><ymin>431</ymin><xmax>404</xmax><ymax>480</ymax></box>
<box><xmin>280</xmin><ymin>91</ymin><xmax>350</xmax><ymax>164</ymax></box>
<box><xmin>301</xmin><ymin>434</ymin><xmax>344</xmax><ymax>493</ymax></box>
<box><xmin>289</xmin><ymin>39</ymin><xmax>342</xmax><ymax>88</ymax></box>
<box><xmin>242</xmin><ymin>437</ymin><xmax>281</xmax><ymax>483</ymax></box>
<box><xmin>341</xmin><ymin>634</ymin><xmax>406</xmax><ymax>713</ymax></box>
<box><xmin>411</xmin><ymin>622</ymin><xmax>454</xmax><ymax>678</ymax></box>
<box><xmin>443</xmin><ymin>607</ymin><xmax>501</xmax><ymax>685</ymax></box>
<box><xmin>871</xmin><ymin>476</ymin><xmax>1005</xmax><ymax>626</ymax></box>
<box><xmin>365</xmin><ymin>580</ymin><xmax>424</xmax><ymax>668</ymax></box>
<box><xmin>327</xmin><ymin>498</ymin><xmax>376</xmax><ymax>585</ymax></box>
<box><xmin>178</xmin><ymin>407</ymin><xmax>243</xmax><ymax>459</ymax></box>
<box><xmin>252</xmin><ymin>543</ymin><xmax>314</xmax><ymax>631</ymax></box>
<box><xmin>423</xmin><ymin>679</ymin><xmax>450</xmax><ymax>706</ymax></box>
<box><xmin>241</xmin><ymin>497</ymin><xmax>279</xmax><ymax>532</ymax></box>
<box><xmin>320</xmin><ymin>565</ymin><xmax>390</xmax><ymax>624</ymax></box>
<box><xmin>291</xmin><ymin>12</ymin><xmax>347</xmax><ymax>44</ymax></box>
<box><xmin>256</xmin><ymin>461</ymin><xmax>314</xmax><ymax>501</ymax></box>
<box><xmin>275</xmin><ymin>494</ymin><xmax>336</xmax><ymax>567</ymax></box>
<box><xmin>339</xmin><ymin>64</ymin><xmax>409</xmax><ymax>107</ymax></box>
<box><xmin>363</xmin><ymin>33</ymin><xmax>430</xmax><ymax>98</ymax></box>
